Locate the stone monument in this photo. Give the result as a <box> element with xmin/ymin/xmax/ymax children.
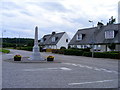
<box><xmin>31</xmin><ymin>26</ymin><xmax>44</xmax><ymax>60</ymax></box>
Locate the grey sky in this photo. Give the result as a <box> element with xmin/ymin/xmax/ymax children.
<box><xmin>1</xmin><ymin>0</ymin><xmax>119</xmax><ymax>39</ymax></box>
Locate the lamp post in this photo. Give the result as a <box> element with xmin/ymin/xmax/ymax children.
<box><xmin>2</xmin><ymin>30</ymin><xmax>6</xmax><ymax>48</ymax></box>
<box><xmin>89</xmin><ymin>20</ymin><xmax>94</xmax><ymax>58</ymax></box>
<box><xmin>2</xmin><ymin>30</ymin><xmax>6</xmax><ymax>38</ymax></box>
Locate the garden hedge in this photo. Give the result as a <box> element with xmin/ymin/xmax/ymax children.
<box><xmin>64</xmin><ymin>49</ymin><xmax>84</xmax><ymax>56</ymax></box>
<box><xmin>19</xmin><ymin>47</ymin><xmax>33</xmax><ymax>51</ymax></box>
<box><xmin>82</xmin><ymin>52</ymin><xmax>120</xmax><ymax>59</ymax></box>
<box><xmin>52</xmin><ymin>48</ymin><xmax>120</xmax><ymax>59</ymax></box>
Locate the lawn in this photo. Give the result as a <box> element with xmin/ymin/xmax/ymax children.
<box><xmin>0</xmin><ymin>48</ymin><xmax>10</xmax><ymax>53</ymax></box>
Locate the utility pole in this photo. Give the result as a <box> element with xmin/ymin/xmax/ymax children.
<box><xmin>19</xmin><ymin>34</ymin><xmax>20</xmax><ymax>48</ymax></box>
<box><xmin>89</xmin><ymin>20</ymin><xmax>94</xmax><ymax>58</ymax></box>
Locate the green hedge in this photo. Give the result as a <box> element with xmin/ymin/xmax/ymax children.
<box><xmin>94</xmin><ymin>52</ymin><xmax>119</xmax><ymax>59</ymax></box>
<box><xmin>105</xmin><ymin>51</ymin><xmax>120</xmax><ymax>54</ymax></box>
<box><xmin>83</xmin><ymin>52</ymin><xmax>92</xmax><ymax>57</ymax></box>
<box><xmin>18</xmin><ymin>47</ymin><xmax>33</xmax><ymax>51</ymax></box>
<box><xmin>64</xmin><ymin>49</ymin><xmax>84</xmax><ymax>56</ymax></box>
<box><xmin>52</xmin><ymin>49</ymin><xmax>64</xmax><ymax>54</ymax></box>
<box><xmin>83</xmin><ymin>52</ymin><xmax>120</xmax><ymax>59</ymax></box>
<box><xmin>51</xmin><ymin>48</ymin><xmax>120</xmax><ymax>59</ymax></box>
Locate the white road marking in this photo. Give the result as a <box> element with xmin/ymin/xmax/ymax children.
<box><xmin>60</xmin><ymin>67</ymin><xmax>72</xmax><ymax>71</ymax></box>
<box><xmin>6</xmin><ymin>54</ymin><xmax>13</xmax><ymax>55</ymax></box>
<box><xmin>23</xmin><ymin>67</ymin><xmax>71</xmax><ymax>71</ymax></box>
<box><xmin>94</xmin><ymin>67</ymin><xmax>101</xmax><ymax>71</ymax></box>
<box><xmin>71</xmin><ymin>64</ymin><xmax>78</xmax><ymax>66</ymax></box>
<box><xmin>68</xmin><ymin>80</ymin><xmax>114</xmax><ymax>85</ymax></box>
<box><xmin>85</xmin><ymin>66</ymin><xmax>93</xmax><ymax>69</ymax></box>
<box><xmin>62</xmin><ymin>63</ymin><xmax>118</xmax><ymax>74</ymax></box>
<box><xmin>77</xmin><ymin>64</ymin><xmax>85</xmax><ymax>67</ymax></box>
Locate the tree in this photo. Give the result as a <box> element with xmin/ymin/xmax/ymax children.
<box><xmin>108</xmin><ymin>43</ymin><xmax>116</xmax><ymax>51</ymax></box>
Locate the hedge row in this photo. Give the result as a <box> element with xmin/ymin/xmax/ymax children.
<box><xmin>18</xmin><ymin>47</ymin><xmax>33</xmax><ymax>51</ymax></box>
<box><xmin>52</xmin><ymin>49</ymin><xmax>64</xmax><ymax>54</ymax></box>
<box><xmin>83</xmin><ymin>52</ymin><xmax>120</xmax><ymax>59</ymax></box>
<box><xmin>64</xmin><ymin>49</ymin><xmax>84</xmax><ymax>56</ymax></box>
<box><xmin>52</xmin><ymin>49</ymin><xmax>120</xmax><ymax>59</ymax></box>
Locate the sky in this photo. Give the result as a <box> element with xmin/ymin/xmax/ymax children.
<box><xmin>1</xmin><ymin>0</ymin><xmax>119</xmax><ymax>39</ymax></box>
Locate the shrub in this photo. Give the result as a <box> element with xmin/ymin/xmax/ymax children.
<box><xmin>108</xmin><ymin>43</ymin><xmax>116</xmax><ymax>51</ymax></box>
<box><xmin>52</xmin><ymin>49</ymin><xmax>59</xmax><ymax>53</ymax></box>
<box><xmin>47</xmin><ymin>55</ymin><xmax>54</xmax><ymax>58</ymax></box>
<box><xmin>14</xmin><ymin>55</ymin><xmax>22</xmax><ymax>58</ymax></box>
<box><xmin>52</xmin><ymin>49</ymin><xmax>64</xmax><ymax>54</ymax></box>
<box><xmin>46</xmin><ymin>49</ymin><xmax>53</xmax><ymax>52</ymax></box>
<box><xmin>19</xmin><ymin>47</ymin><xmax>32</xmax><ymax>51</ymax></box>
<box><xmin>64</xmin><ymin>49</ymin><xmax>84</xmax><ymax>56</ymax></box>
<box><xmin>94</xmin><ymin>52</ymin><xmax>119</xmax><ymax>59</ymax></box>
<box><xmin>105</xmin><ymin>51</ymin><xmax>120</xmax><ymax>54</ymax></box>
<box><xmin>47</xmin><ymin>55</ymin><xmax>54</xmax><ymax>61</ymax></box>
<box><xmin>69</xmin><ymin>47</ymin><xmax>79</xmax><ymax>50</ymax></box>
<box><xmin>83</xmin><ymin>52</ymin><xmax>92</xmax><ymax>57</ymax></box>
<box><xmin>79</xmin><ymin>48</ymin><xmax>91</xmax><ymax>52</ymax></box>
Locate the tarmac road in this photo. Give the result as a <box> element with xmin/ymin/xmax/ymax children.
<box><xmin>2</xmin><ymin>49</ymin><xmax>119</xmax><ymax>88</ymax></box>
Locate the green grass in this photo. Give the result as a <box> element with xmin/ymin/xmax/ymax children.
<box><xmin>0</xmin><ymin>48</ymin><xmax>10</xmax><ymax>53</ymax></box>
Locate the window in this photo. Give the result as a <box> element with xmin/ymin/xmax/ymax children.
<box><xmin>76</xmin><ymin>34</ymin><xmax>82</xmax><ymax>40</ymax></box>
<box><xmin>66</xmin><ymin>39</ymin><xmax>68</xmax><ymax>42</ymax></box>
<box><xmin>52</xmin><ymin>37</ymin><xmax>55</xmax><ymax>42</ymax></box>
<box><xmin>55</xmin><ymin>37</ymin><xmax>58</xmax><ymax>41</ymax></box>
<box><xmin>40</xmin><ymin>38</ymin><xmax>44</xmax><ymax>42</ymax></box>
<box><xmin>43</xmin><ymin>38</ymin><xmax>46</xmax><ymax>41</ymax></box>
<box><xmin>105</xmin><ymin>30</ymin><xmax>115</xmax><ymax>39</ymax></box>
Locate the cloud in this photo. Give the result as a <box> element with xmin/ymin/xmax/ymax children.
<box><xmin>1</xmin><ymin>0</ymin><xmax>119</xmax><ymax>39</ymax></box>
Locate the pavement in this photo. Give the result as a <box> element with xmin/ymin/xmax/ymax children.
<box><xmin>2</xmin><ymin>49</ymin><xmax>119</xmax><ymax>88</ymax></box>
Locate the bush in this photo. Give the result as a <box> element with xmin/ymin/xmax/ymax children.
<box><xmin>69</xmin><ymin>47</ymin><xmax>79</xmax><ymax>50</ymax></box>
<box><xmin>83</xmin><ymin>52</ymin><xmax>92</xmax><ymax>57</ymax></box>
<box><xmin>105</xmin><ymin>51</ymin><xmax>120</xmax><ymax>54</ymax></box>
<box><xmin>19</xmin><ymin>47</ymin><xmax>33</xmax><ymax>51</ymax></box>
<box><xmin>94</xmin><ymin>52</ymin><xmax>119</xmax><ymax>59</ymax></box>
<box><xmin>46</xmin><ymin>49</ymin><xmax>53</xmax><ymax>52</ymax></box>
<box><xmin>64</xmin><ymin>49</ymin><xmax>84</xmax><ymax>56</ymax></box>
<box><xmin>79</xmin><ymin>48</ymin><xmax>91</xmax><ymax>52</ymax></box>
<box><xmin>52</xmin><ymin>49</ymin><xmax>64</xmax><ymax>54</ymax></box>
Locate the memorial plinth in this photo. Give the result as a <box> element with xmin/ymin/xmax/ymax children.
<box><xmin>31</xmin><ymin>26</ymin><xmax>45</xmax><ymax>61</ymax></box>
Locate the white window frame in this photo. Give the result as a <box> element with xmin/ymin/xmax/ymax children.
<box><xmin>76</xmin><ymin>34</ymin><xmax>82</xmax><ymax>40</ymax></box>
<box><xmin>52</xmin><ymin>37</ymin><xmax>55</xmax><ymax>42</ymax></box>
<box><xmin>105</xmin><ymin>30</ymin><xmax>115</xmax><ymax>39</ymax></box>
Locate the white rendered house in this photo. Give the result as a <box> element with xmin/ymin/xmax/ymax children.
<box><xmin>39</xmin><ymin>32</ymin><xmax>70</xmax><ymax>49</ymax></box>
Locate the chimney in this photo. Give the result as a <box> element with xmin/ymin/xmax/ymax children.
<box><xmin>97</xmin><ymin>22</ymin><xmax>104</xmax><ymax>29</ymax></box>
<box><xmin>52</xmin><ymin>32</ymin><xmax>56</xmax><ymax>35</ymax></box>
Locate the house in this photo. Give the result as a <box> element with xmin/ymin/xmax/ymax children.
<box><xmin>39</xmin><ymin>32</ymin><xmax>70</xmax><ymax>49</ymax></box>
<box><xmin>69</xmin><ymin>23</ymin><xmax>120</xmax><ymax>52</ymax></box>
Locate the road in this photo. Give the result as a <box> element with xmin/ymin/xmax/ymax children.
<box><xmin>2</xmin><ymin>49</ymin><xmax>119</xmax><ymax>88</ymax></box>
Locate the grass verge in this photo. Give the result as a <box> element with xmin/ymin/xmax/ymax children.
<box><xmin>0</xmin><ymin>48</ymin><xmax>10</xmax><ymax>53</ymax></box>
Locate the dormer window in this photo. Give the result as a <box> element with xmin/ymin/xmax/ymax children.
<box><xmin>43</xmin><ymin>38</ymin><xmax>46</xmax><ymax>41</ymax></box>
<box><xmin>105</xmin><ymin>30</ymin><xmax>115</xmax><ymax>39</ymax></box>
<box><xmin>76</xmin><ymin>34</ymin><xmax>83</xmax><ymax>40</ymax></box>
<box><xmin>52</xmin><ymin>37</ymin><xmax>55</xmax><ymax>42</ymax></box>
<box><xmin>40</xmin><ymin>38</ymin><xmax>44</xmax><ymax>43</ymax></box>
<box><xmin>55</xmin><ymin>37</ymin><xmax>58</xmax><ymax>41</ymax></box>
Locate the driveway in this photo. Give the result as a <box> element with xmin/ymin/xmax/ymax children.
<box><xmin>2</xmin><ymin>49</ymin><xmax>119</xmax><ymax>88</ymax></box>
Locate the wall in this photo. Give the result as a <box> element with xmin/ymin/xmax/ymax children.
<box><xmin>44</xmin><ymin>45</ymin><xmax>57</xmax><ymax>49</ymax></box>
<box><xmin>57</xmin><ymin>32</ymin><xmax>70</xmax><ymax>49</ymax></box>
<box><xmin>116</xmin><ymin>44</ymin><xmax>120</xmax><ymax>51</ymax></box>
